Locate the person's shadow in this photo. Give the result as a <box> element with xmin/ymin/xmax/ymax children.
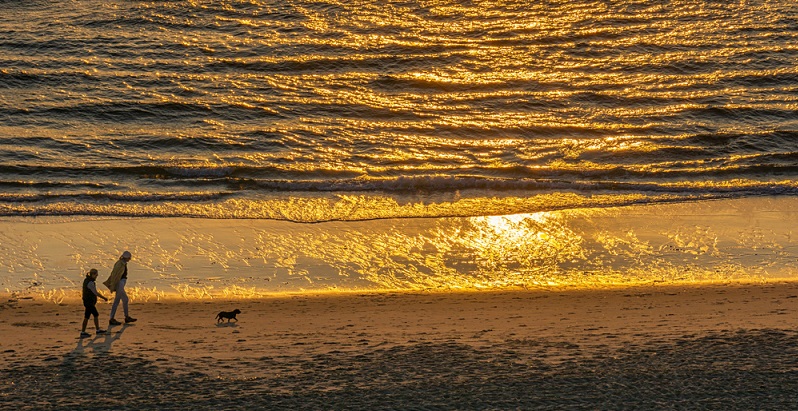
<box><xmin>60</xmin><ymin>324</ymin><xmax>131</xmax><ymax>380</ymax></box>
<box><xmin>66</xmin><ymin>323</ymin><xmax>132</xmax><ymax>357</ymax></box>
<box><xmin>88</xmin><ymin>323</ymin><xmax>131</xmax><ymax>354</ymax></box>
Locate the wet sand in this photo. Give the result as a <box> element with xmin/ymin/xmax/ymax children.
<box><xmin>3</xmin><ymin>282</ymin><xmax>798</xmax><ymax>409</ymax></box>
<box><xmin>2</xmin><ymin>197</ymin><xmax>797</xmax><ymax>297</ymax></box>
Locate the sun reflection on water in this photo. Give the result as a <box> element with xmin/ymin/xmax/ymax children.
<box><xmin>2</xmin><ymin>200</ymin><xmax>798</xmax><ymax>300</ymax></box>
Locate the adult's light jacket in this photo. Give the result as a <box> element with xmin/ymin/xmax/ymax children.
<box><xmin>103</xmin><ymin>258</ymin><xmax>126</xmax><ymax>292</ymax></box>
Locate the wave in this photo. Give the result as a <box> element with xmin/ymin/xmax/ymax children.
<box><xmin>0</xmin><ymin>190</ymin><xmax>788</xmax><ymax>222</ymax></box>
<box><xmin>2</xmin><ymin>157</ymin><xmax>798</xmax><ymax>188</ymax></box>
<box><xmin>0</xmin><ymin>176</ymin><xmax>796</xmax><ymax>222</ymax></box>
<box><xmin>233</xmin><ymin>176</ymin><xmax>798</xmax><ymax>196</ymax></box>
<box><xmin>0</xmin><ymin>191</ymin><xmax>231</xmax><ymax>203</ymax></box>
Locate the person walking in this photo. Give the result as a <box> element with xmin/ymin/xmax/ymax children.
<box><xmin>103</xmin><ymin>250</ymin><xmax>137</xmax><ymax>326</ymax></box>
<box><xmin>81</xmin><ymin>268</ymin><xmax>109</xmax><ymax>337</ymax></box>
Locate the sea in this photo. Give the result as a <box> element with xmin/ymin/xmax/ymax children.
<box><xmin>1</xmin><ymin>0</ymin><xmax>797</xmax><ymax>297</ymax></box>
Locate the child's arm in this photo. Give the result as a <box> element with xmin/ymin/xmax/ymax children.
<box><xmin>88</xmin><ymin>281</ymin><xmax>109</xmax><ymax>301</ymax></box>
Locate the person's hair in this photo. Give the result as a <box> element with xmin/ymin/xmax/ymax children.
<box><xmin>87</xmin><ymin>268</ymin><xmax>98</xmax><ymax>277</ymax></box>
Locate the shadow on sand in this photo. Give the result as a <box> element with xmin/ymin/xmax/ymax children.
<box><xmin>68</xmin><ymin>323</ymin><xmax>132</xmax><ymax>358</ymax></box>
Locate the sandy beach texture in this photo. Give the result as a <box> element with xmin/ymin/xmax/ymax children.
<box><xmin>3</xmin><ymin>283</ymin><xmax>798</xmax><ymax>409</ymax></box>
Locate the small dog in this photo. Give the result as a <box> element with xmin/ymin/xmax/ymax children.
<box><xmin>215</xmin><ymin>309</ymin><xmax>241</xmax><ymax>323</ymax></box>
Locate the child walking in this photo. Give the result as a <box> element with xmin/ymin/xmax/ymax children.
<box><xmin>81</xmin><ymin>268</ymin><xmax>109</xmax><ymax>338</ymax></box>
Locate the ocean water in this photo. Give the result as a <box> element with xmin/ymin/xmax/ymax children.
<box><xmin>1</xmin><ymin>0</ymin><xmax>798</xmax><ymax>295</ymax></box>
<box><xmin>2</xmin><ymin>0</ymin><xmax>798</xmax><ymax>221</ymax></box>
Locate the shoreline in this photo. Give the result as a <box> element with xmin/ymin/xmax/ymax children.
<box><xmin>6</xmin><ymin>275</ymin><xmax>798</xmax><ymax>304</ymax></box>
<box><xmin>4</xmin><ymin>281</ymin><xmax>798</xmax><ymax>408</ymax></box>
<box><xmin>1</xmin><ymin>196</ymin><xmax>797</xmax><ymax>296</ymax></box>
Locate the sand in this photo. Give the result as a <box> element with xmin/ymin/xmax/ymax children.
<box><xmin>3</xmin><ymin>282</ymin><xmax>798</xmax><ymax>409</ymax></box>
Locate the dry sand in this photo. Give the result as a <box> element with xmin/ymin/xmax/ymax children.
<box><xmin>3</xmin><ymin>282</ymin><xmax>798</xmax><ymax>409</ymax></box>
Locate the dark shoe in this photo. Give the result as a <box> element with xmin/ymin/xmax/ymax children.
<box><xmin>80</xmin><ymin>332</ymin><xmax>91</xmax><ymax>338</ymax></box>
<box><xmin>124</xmin><ymin>316</ymin><xmax>137</xmax><ymax>323</ymax></box>
<box><xmin>96</xmin><ymin>329</ymin><xmax>107</xmax><ymax>334</ymax></box>
<box><xmin>109</xmin><ymin>319</ymin><xmax>122</xmax><ymax>325</ymax></box>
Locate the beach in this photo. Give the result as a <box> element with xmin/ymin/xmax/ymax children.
<box><xmin>1</xmin><ymin>197</ymin><xmax>797</xmax><ymax>408</ymax></box>
<box><xmin>3</xmin><ymin>282</ymin><xmax>798</xmax><ymax>409</ymax></box>
<box><xmin>3</xmin><ymin>0</ymin><xmax>798</xmax><ymax>408</ymax></box>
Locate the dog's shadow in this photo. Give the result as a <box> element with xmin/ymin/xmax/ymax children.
<box><xmin>215</xmin><ymin>322</ymin><xmax>238</xmax><ymax>328</ymax></box>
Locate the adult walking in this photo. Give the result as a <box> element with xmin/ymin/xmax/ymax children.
<box><xmin>103</xmin><ymin>250</ymin><xmax>137</xmax><ymax>326</ymax></box>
